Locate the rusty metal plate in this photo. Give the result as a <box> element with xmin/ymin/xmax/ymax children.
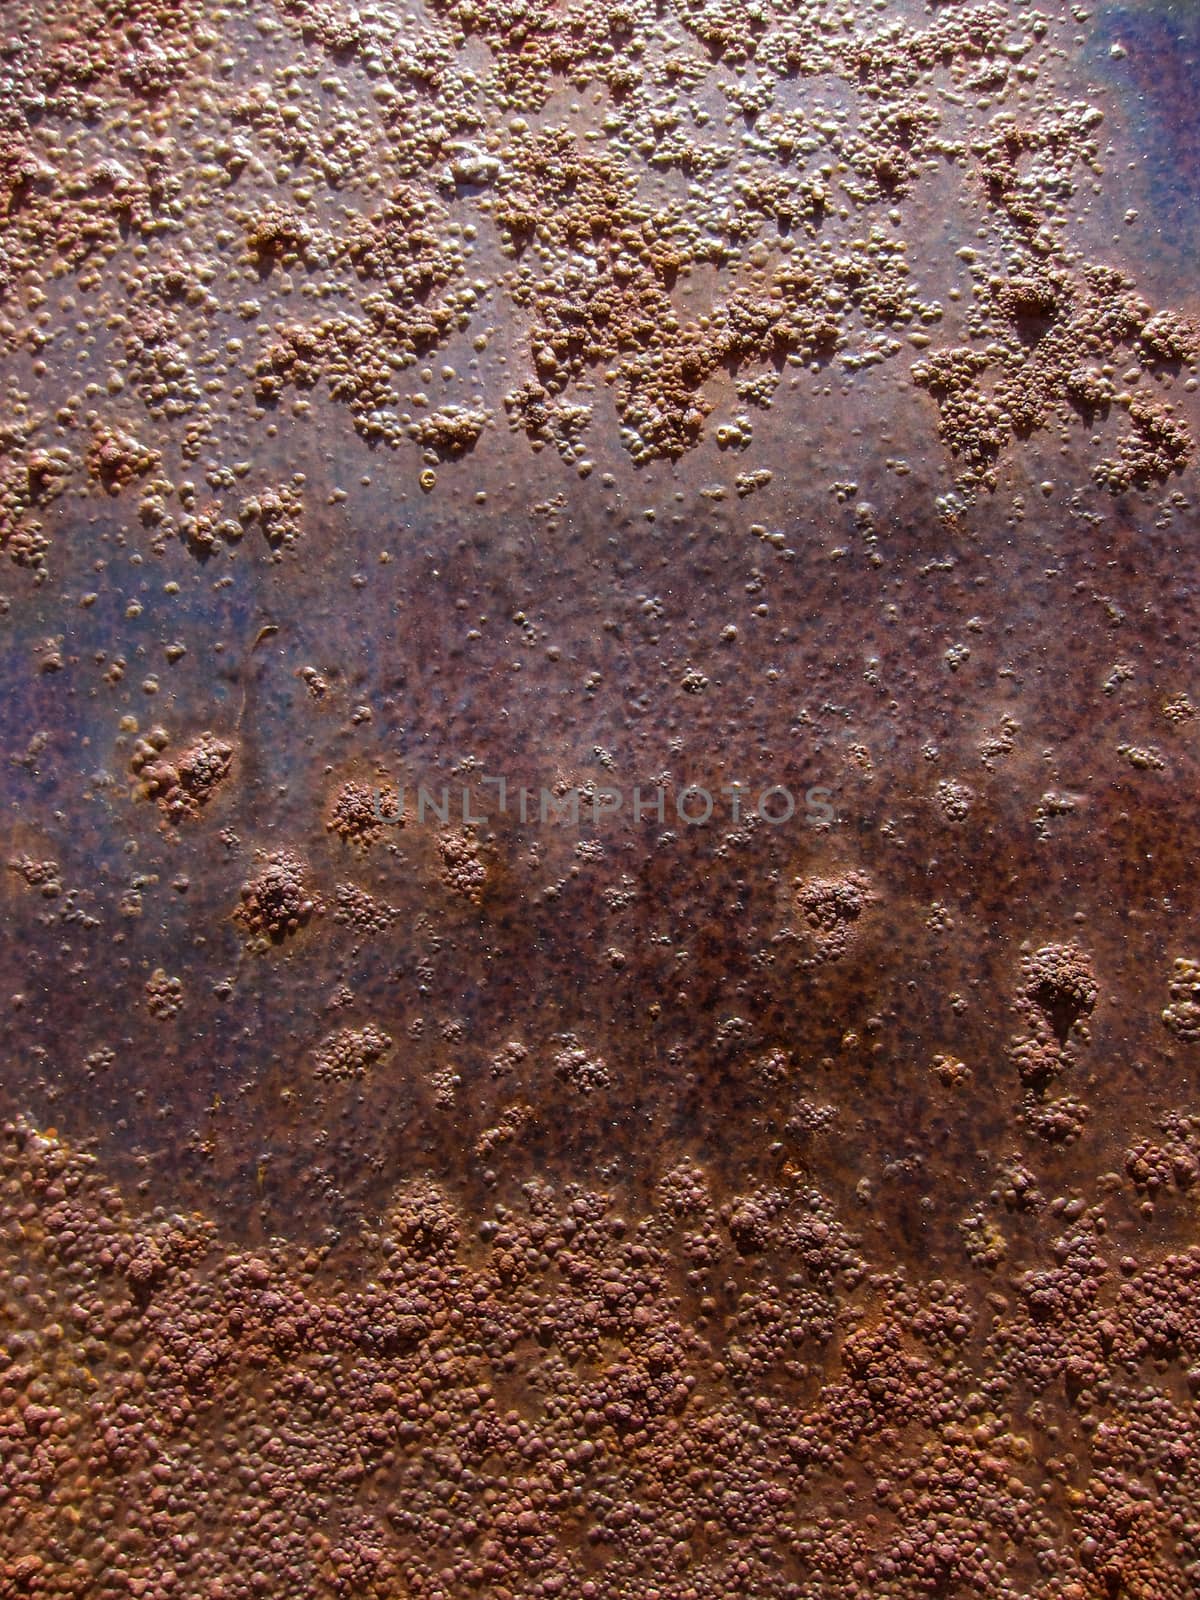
<box><xmin>3</xmin><ymin>0</ymin><xmax>1200</xmax><ymax>1594</ymax></box>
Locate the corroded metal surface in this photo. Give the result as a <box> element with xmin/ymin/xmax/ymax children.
<box><xmin>2</xmin><ymin>0</ymin><xmax>1200</xmax><ymax>1595</ymax></box>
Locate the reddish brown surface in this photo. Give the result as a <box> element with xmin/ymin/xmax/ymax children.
<box><xmin>2</xmin><ymin>1</ymin><xmax>1200</xmax><ymax>1595</ymax></box>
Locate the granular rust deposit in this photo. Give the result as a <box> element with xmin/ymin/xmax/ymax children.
<box><xmin>3</xmin><ymin>0</ymin><xmax>1200</xmax><ymax>1594</ymax></box>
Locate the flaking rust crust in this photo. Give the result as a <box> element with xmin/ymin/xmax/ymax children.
<box><xmin>2</xmin><ymin>0</ymin><xmax>1200</xmax><ymax>1595</ymax></box>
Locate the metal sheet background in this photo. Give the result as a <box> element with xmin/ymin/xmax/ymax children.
<box><xmin>2</xmin><ymin>1</ymin><xmax>1200</xmax><ymax>1595</ymax></box>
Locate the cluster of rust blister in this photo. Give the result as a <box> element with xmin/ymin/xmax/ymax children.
<box><xmin>4</xmin><ymin>1113</ymin><xmax>1200</xmax><ymax>1597</ymax></box>
<box><xmin>130</xmin><ymin>727</ymin><xmax>234</xmax><ymax>823</ymax></box>
<box><xmin>7</xmin><ymin>0</ymin><xmax>1191</xmax><ymax>566</ymax></box>
<box><xmin>234</xmin><ymin>848</ymin><xmax>324</xmax><ymax>943</ymax></box>
<box><xmin>1009</xmin><ymin>944</ymin><xmax>1098</xmax><ymax>1147</ymax></box>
